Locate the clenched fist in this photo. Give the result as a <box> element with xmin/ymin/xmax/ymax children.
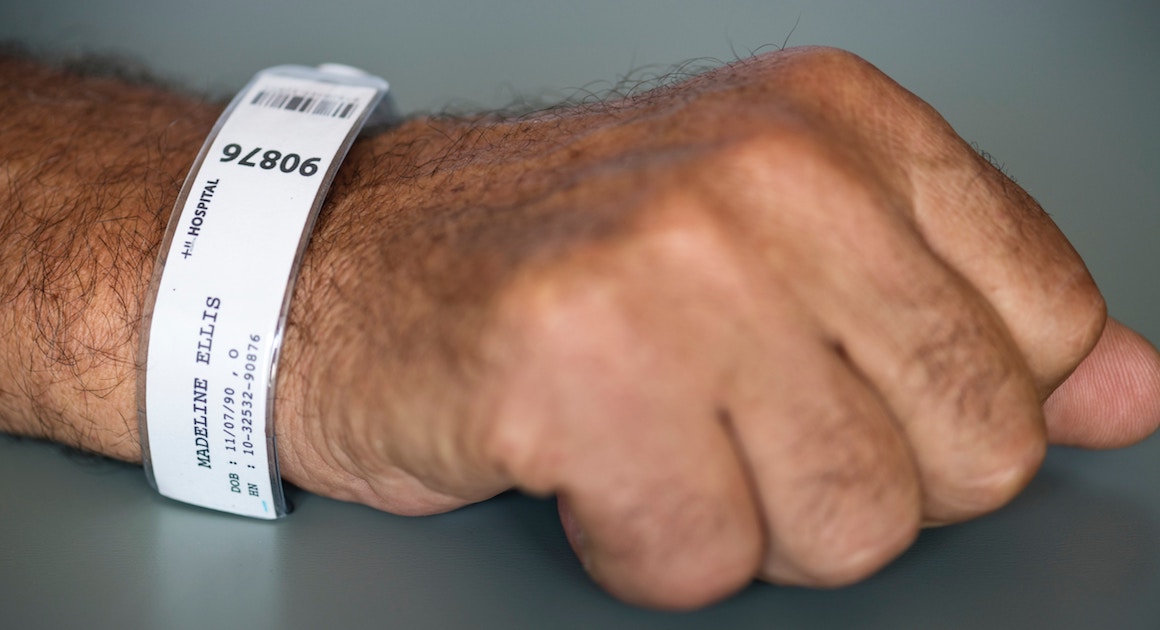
<box><xmin>2</xmin><ymin>46</ymin><xmax>1158</xmax><ymax>609</ymax></box>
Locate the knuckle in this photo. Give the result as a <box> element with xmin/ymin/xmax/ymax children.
<box><xmin>475</xmin><ymin>397</ymin><xmax>549</xmax><ymax>491</ymax></box>
<box><xmin>700</xmin><ymin>128</ymin><xmax>887</xmax><ymax>238</ymax></box>
<box><xmin>779</xmin><ymin>509</ymin><xmax>920</xmax><ymax>588</ymax></box>
<box><xmin>780</xmin><ymin>523</ymin><xmax>918</xmax><ymax>588</ymax></box>
<box><xmin>787</xmin><ymin>46</ymin><xmax>876</xmax><ymax>76</ymax></box>
<box><xmin>1042</xmin><ymin>262</ymin><xmax>1107</xmax><ymax>374</ymax></box>
<box><xmin>478</xmin><ymin>267</ymin><xmax>635</xmax><ymax>490</ymax></box>
<box><xmin>764</xmin><ymin>440</ymin><xmax>922</xmax><ymax>587</ymax></box>
<box><xmin>765</xmin><ymin>504</ymin><xmax>920</xmax><ymax>588</ymax></box>
<box><xmin>716</xmin><ymin>46</ymin><xmax>888</xmax><ymax>105</ymax></box>
<box><xmin>887</xmin><ymin>295</ymin><xmax>1049</xmax><ymax>518</ymax></box>
<box><xmin>959</xmin><ymin>166</ymin><xmax>1107</xmax><ymax>385</ymax></box>
<box><xmin>761</xmin><ymin>46</ymin><xmax>913</xmax><ymax>116</ymax></box>
<box><xmin>757</xmin><ymin>46</ymin><xmax>879</xmax><ymax>86</ymax></box>
<box><xmin>904</xmin><ymin>307</ymin><xmax>1018</xmax><ymax>413</ymax></box>
<box><xmin>935</xmin><ymin>428</ymin><xmax>1047</xmax><ymax>517</ymax></box>
<box><xmin>894</xmin><ymin>286</ymin><xmax>1037</xmax><ymax>426</ymax></box>
<box><xmin>628</xmin><ymin>207</ymin><xmax>740</xmax><ymax>282</ymax></box>
<box><xmin>489</xmin><ymin>196</ymin><xmax>746</xmax><ymax>350</ymax></box>
<box><xmin>613</xmin><ymin>553</ymin><xmax>756</xmax><ymax>610</ymax></box>
<box><xmin>708</xmin><ymin>125</ymin><xmax>834</xmax><ymax>180</ymax></box>
<box><xmin>593</xmin><ymin>485</ymin><xmax>761</xmax><ymax>609</ymax></box>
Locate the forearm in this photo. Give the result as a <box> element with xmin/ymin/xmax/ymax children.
<box><xmin>0</xmin><ymin>54</ymin><xmax>511</xmax><ymax>509</ymax></box>
<box><xmin>0</xmin><ymin>57</ymin><xmax>407</xmax><ymax>466</ymax></box>
<box><xmin>0</xmin><ymin>55</ymin><xmax>220</xmax><ymax>459</ymax></box>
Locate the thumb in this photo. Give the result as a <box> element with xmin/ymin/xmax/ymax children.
<box><xmin>1044</xmin><ymin>318</ymin><xmax>1160</xmax><ymax>448</ymax></box>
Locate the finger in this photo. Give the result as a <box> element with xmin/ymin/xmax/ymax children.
<box><xmin>1044</xmin><ymin>318</ymin><xmax>1160</xmax><ymax>448</ymax></box>
<box><xmin>909</xmin><ymin>139</ymin><xmax>1106</xmax><ymax>395</ymax></box>
<box><xmin>837</xmin><ymin>266</ymin><xmax>1044</xmax><ymax>522</ymax></box>
<box><xmin>783</xmin><ymin>188</ymin><xmax>1046</xmax><ymax>523</ymax></box>
<box><xmin>483</xmin><ymin>255</ymin><xmax>764</xmax><ymax>609</ymax></box>
<box><xmin>523</xmin><ymin>354</ymin><xmax>760</xmax><ymax>609</ymax></box>
<box><xmin>741</xmin><ymin>49</ymin><xmax>1104</xmax><ymax>394</ymax></box>
<box><xmin>726</xmin><ymin>324</ymin><xmax>921</xmax><ymax>587</ymax></box>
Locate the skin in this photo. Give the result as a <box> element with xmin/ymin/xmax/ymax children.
<box><xmin>2</xmin><ymin>46</ymin><xmax>1160</xmax><ymax>609</ymax></box>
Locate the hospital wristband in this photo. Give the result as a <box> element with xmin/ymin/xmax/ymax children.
<box><xmin>137</xmin><ymin>64</ymin><xmax>393</xmax><ymax>519</ymax></box>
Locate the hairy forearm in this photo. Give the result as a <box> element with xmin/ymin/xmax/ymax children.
<box><xmin>0</xmin><ymin>54</ymin><xmax>526</xmax><ymax>507</ymax></box>
<box><xmin>0</xmin><ymin>55</ymin><xmax>221</xmax><ymax>458</ymax></box>
<box><xmin>0</xmin><ymin>56</ymin><xmax>447</xmax><ymax>469</ymax></box>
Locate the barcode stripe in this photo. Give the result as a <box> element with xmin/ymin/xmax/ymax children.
<box><xmin>248</xmin><ymin>88</ymin><xmax>360</xmax><ymax>119</ymax></box>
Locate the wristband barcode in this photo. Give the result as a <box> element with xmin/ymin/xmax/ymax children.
<box><xmin>250</xmin><ymin>88</ymin><xmax>361</xmax><ymax>119</ymax></box>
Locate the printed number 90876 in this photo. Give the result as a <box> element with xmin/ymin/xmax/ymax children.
<box><xmin>220</xmin><ymin>143</ymin><xmax>321</xmax><ymax>176</ymax></box>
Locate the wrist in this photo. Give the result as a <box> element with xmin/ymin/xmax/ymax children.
<box><xmin>270</xmin><ymin>117</ymin><xmax>489</xmax><ymax>508</ymax></box>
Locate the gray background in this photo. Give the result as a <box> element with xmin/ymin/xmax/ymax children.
<box><xmin>1</xmin><ymin>1</ymin><xmax>1158</xmax><ymax>628</ymax></box>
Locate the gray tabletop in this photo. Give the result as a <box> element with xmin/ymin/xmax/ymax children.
<box><xmin>2</xmin><ymin>1</ymin><xmax>1158</xmax><ymax>628</ymax></box>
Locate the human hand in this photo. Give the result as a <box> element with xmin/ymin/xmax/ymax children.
<box><xmin>3</xmin><ymin>46</ymin><xmax>1158</xmax><ymax>610</ymax></box>
<box><xmin>272</xmin><ymin>47</ymin><xmax>1160</xmax><ymax>607</ymax></box>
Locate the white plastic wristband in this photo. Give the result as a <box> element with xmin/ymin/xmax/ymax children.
<box><xmin>137</xmin><ymin>64</ymin><xmax>392</xmax><ymax>519</ymax></box>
